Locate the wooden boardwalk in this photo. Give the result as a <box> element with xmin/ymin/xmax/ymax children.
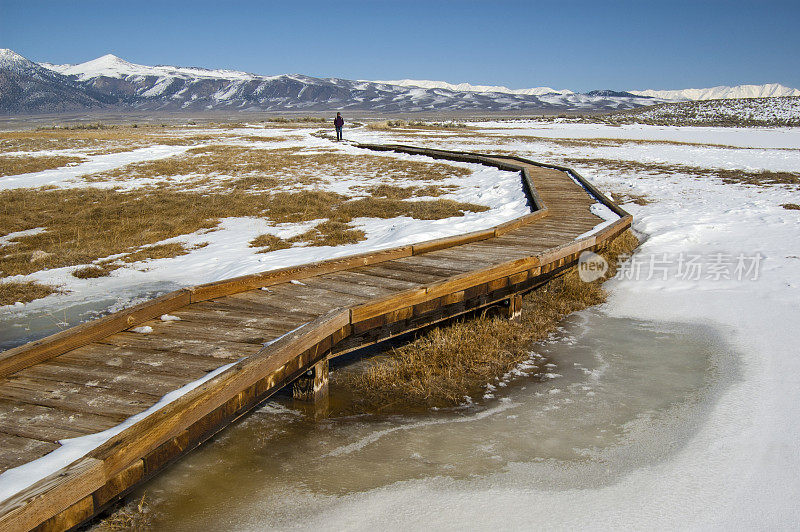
<box><xmin>0</xmin><ymin>144</ymin><xmax>631</xmax><ymax>531</ymax></box>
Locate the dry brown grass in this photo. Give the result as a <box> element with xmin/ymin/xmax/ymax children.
<box><xmin>334</xmin><ymin>230</ymin><xmax>639</xmax><ymax>412</ymax></box>
<box><xmin>290</xmin><ymin>220</ymin><xmax>366</xmax><ymax>247</ymax></box>
<box><xmin>250</xmin><ymin>233</ymin><xmax>293</xmax><ymax>253</ymax></box>
<box><xmin>359</xmin><ymin>184</ymin><xmax>455</xmax><ymax>199</ymax></box>
<box><xmin>0</xmin><ymin>126</ymin><xmax>220</xmax><ymax>155</ymax></box>
<box><xmin>93</xmin><ymin>493</ymin><xmax>150</xmax><ymax>531</ymax></box>
<box><xmin>341</xmin><ymin>197</ymin><xmax>489</xmax><ymax>220</ymax></box>
<box><xmin>610</xmin><ymin>192</ymin><xmax>652</xmax><ymax>206</ymax></box>
<box><xmin>84</xmin><ymin>145</ymin><xmax>297</xmax><ymax>187</ymax></box>
<box><xmin>0</xmin><ymin>185</ymin><xmax>489</xmax><ymax>278</ymax></box>
<box><xmin>0</xmin><ymin>187</ymin><xmax>230</xmax><ymax>277</ymax></box>
<box><xmin>0</xmin><ymin>124</ymin><xmax>257</xmax><ymax>166</ymax></box>
<box><xmin>83</xmin><ymin>145</ymin><xmax>469</xmax><ymax>190</ymax></box>
<box><xmin>367</xmin><ymin>120</ymin><xmax>471</xmax><ymax>131</ymax></box>
<box><xmin>0</xmin><ymin>280</ymin><xmax>60</xmax><ymax>305</ymax></box>
<box><xmin>264</xmin><ymin>116</ymin><xmax>328</xmax><ymax>124</ymax></box>
<box><xmin>783</xmin><ymin>203</ymin><xmax>800</xmax><ymax>210</ymax></box>
<box><xmin>119</xmin><ymin>243</ymin><xmax>191</xmax><ymax>263</ymax></box>
<box><xmin>566</xmin><ymin>157</ymin><xmax>800</xmax><ymax>188</ymax></box>
<box><xmin>0</xmin><ymin>155</ymin><xmax>85</xmax><ymax>176</ymax></box>
<box><xmin>0</xmin><ymin>126</ymin><xmax>486</xmax><ymax>280</ymax></box>
<box><xmin>72</xmin><ymin>265</ymin><xmax>116</xmax><ymax>279</ymax></box>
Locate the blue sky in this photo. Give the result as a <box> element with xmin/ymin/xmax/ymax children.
<box><xmin>2</xmin><ymin>0</ymin><xmax>798</xmax><ymax>91</ymax></box>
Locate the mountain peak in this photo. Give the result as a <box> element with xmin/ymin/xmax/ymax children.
<box><xmin>0</xmin><ymin>49</ymin><xmax>41</xmax><ymax>74</ymax></box>
<box><xmin>89</xmin><ymin>53</ymin><xmax>130</xmax><ymax>67</ymax></box>
<box><xmin>46</xmin><ymin>53</ymin><xmax>148</xmax><ymax>81</ymax></box>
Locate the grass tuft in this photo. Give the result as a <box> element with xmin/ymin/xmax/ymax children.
<box><xmin>120</xmin><ymin>243</ymin><xmax>190</xmax><ymax>263</ymax></box>
<box><xmin>0</xmin><ymin>280</ymin><xmax>59</xmax><ymax>305</ymax></box>
<box><xmin>610</xmin><ymin>192</ymin><xmax>652</xmax><ymax>206</ymax></box>
<box><xmin>289</xmin><ymin>220</ymin><xmax>366</xmax><ymax>247</ymax></box>
<box><xmin>72</xmin><ymin>265</ymin><xmax>115</xmax><ymax>279</ymax></box>
<box><xmin>782</xmin><ymin>203</ymin><xmax>800</xmax><ymax>210</ymax></box>
<box><xmin>250</xmin><ymin>234</ymin><xmax>292</xmax><ymax>253</ymax></box>
<box><xmin>361</xmin><ymin>184</ymin><xmax>454</xmax><ymax>199</ymax></box>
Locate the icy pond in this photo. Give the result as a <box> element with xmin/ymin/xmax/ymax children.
<box><xmin>127</xmin><ymin>309</ymin><xmax>737</xmax><ymax>530</ymax></box>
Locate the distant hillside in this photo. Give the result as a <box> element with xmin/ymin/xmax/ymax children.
<box><xmin>0</xmin><ymin>49</ymin><xmax>117</xmax><ymax>113</ymax></box>
<box><xmin>1</xmin><ymin>49</ymin><xmax>659</xmax><ymax>114</ymax></box>
<box><xmin>628</xmin><ymin>83</ymin><xmax>800</xmax><ymax>101</ymax></box>
<box><xmin>2</xmin><ymin>48</ymin><xmax>799</xmax><ymax>116</ymax></box>
<box><xmin>603</xmin><ymin>96</ymin><xmax>800</xmax><ymax>127</ymax></box>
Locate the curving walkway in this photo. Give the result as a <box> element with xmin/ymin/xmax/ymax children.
<box><xmin>0</xmin><ymin>144</ymin><xmax>631</xmax><ymax>531</ymax></box>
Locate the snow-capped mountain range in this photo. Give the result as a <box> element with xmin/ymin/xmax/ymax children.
<box><xmin>1</xmin><ymin>48</ymin><xmax>797</xmax><ymax>115</ymax></box>
<box><xmin>370</xmin><ymin>79</ymin><xmax>575</xmax><ymax>97</ymax></box>
<box><xmin>374</xmin><ymin>79</ymin><xmax>800</xmax><ymax>101</ymax></box>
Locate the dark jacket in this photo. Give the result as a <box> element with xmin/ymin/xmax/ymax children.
<box><xmin>334</xmin><ymin>116</ymin><xmax>344</xmax><ymax>127</ymax></box>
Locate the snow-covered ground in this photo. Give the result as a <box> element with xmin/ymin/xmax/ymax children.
<box><xmin>619</xmin><ymin>96</ymin><xmax>800</xmax><ymax>127</ymax></box>
<box><xmin>308</xmin><ymin>122</ymin><xmax>799</xmax><ymax>529</ymax></box>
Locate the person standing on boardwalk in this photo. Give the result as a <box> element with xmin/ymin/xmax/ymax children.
<box><xmin>334</xmin><ymin>112</ymin><xmax>344</xmax><ymax>141</ymax></box>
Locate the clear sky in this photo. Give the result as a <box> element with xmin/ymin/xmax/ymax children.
<box><xmin>1</xmin><ymin>0</ymin><xmax>798</xmax><ymax>91</ymax></box>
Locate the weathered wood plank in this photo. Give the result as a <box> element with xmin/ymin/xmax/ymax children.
<box><xmin>59</xmin><ymin>343</ymin><xmax>244</xmax><ymax>379</ymax></box>
<box><xmin>168</xmin><ymin>306</ymin><xmax>308</xmax><ymax>335</ymax></box>
<box><xmin>17</xmin><ymin>359</ymin><xmax>194</xmax><ymax>399</ymax></box>
<box><xmin>321</xmin><ymin>270</ymin><xmax>423</xmax><ymax>291</ymax></box>
<box><xmin>266</xmin><ymin>283</ymin><xmax>371</xmax><ymax>309</ymax></box>
<box><xmin>350</xmin><ymin>264</ymin><xmax>446</xmax><ymax>285</ymax></box>
<box><xmin>0</xmin><ymin>399</ymin><xmax>121</xmax><ymax>443</ymax></box>
<box><xmin>369</xmin><ymin>259</ymin><xmax>465</xmax><ymax>279</ymax></box>
<box><xmin>0</xmin><ymin>291</ymin><xmax>192</xmax><ymax>379</ymax></box>
<box><xmin>0</xmin><ymin>432</ymin><xmax>59</xmax><ymax>474</ymax></box>
<box><xmin>302</xmin><ymin>275</ymin><xmax>396</xmax><ymax>299</ymax></box>
<box><xmin>0</xmin><ymin>376</ymin><xmax>158</xmax><ymax>418</ymax></box>
<box><xmin>188</xmin><ymin>246</ymin><xmax>414</xmax><ymax>302</ymax></box>
<box><xmin>97</xmin><ymin>332</ymin><xmax>264</xmax><ymax>360</ymax></box>
<box><xmin>89</xmin><ymin>309</ymin><xmax>349</xmax><ymax>475</ymax></box>
<box><xmin>116</xmin><ymin>319</ymin><xmax>287</xmax><ymax>346</ymax></box>
<box><xmin>393</xmin><ymin>254</ymin><xmax>494</xmax><ymax>273</ymax></box>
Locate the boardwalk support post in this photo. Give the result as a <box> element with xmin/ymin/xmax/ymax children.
<box><xmin>292</xmin><ymin>358</ymin><xmax>329</xmax><ymax>403</ymax></box>
<box><xmin>502</xmin><ymin>294</ymin><xmax>523</xmax><ymax>320</ymax></box>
